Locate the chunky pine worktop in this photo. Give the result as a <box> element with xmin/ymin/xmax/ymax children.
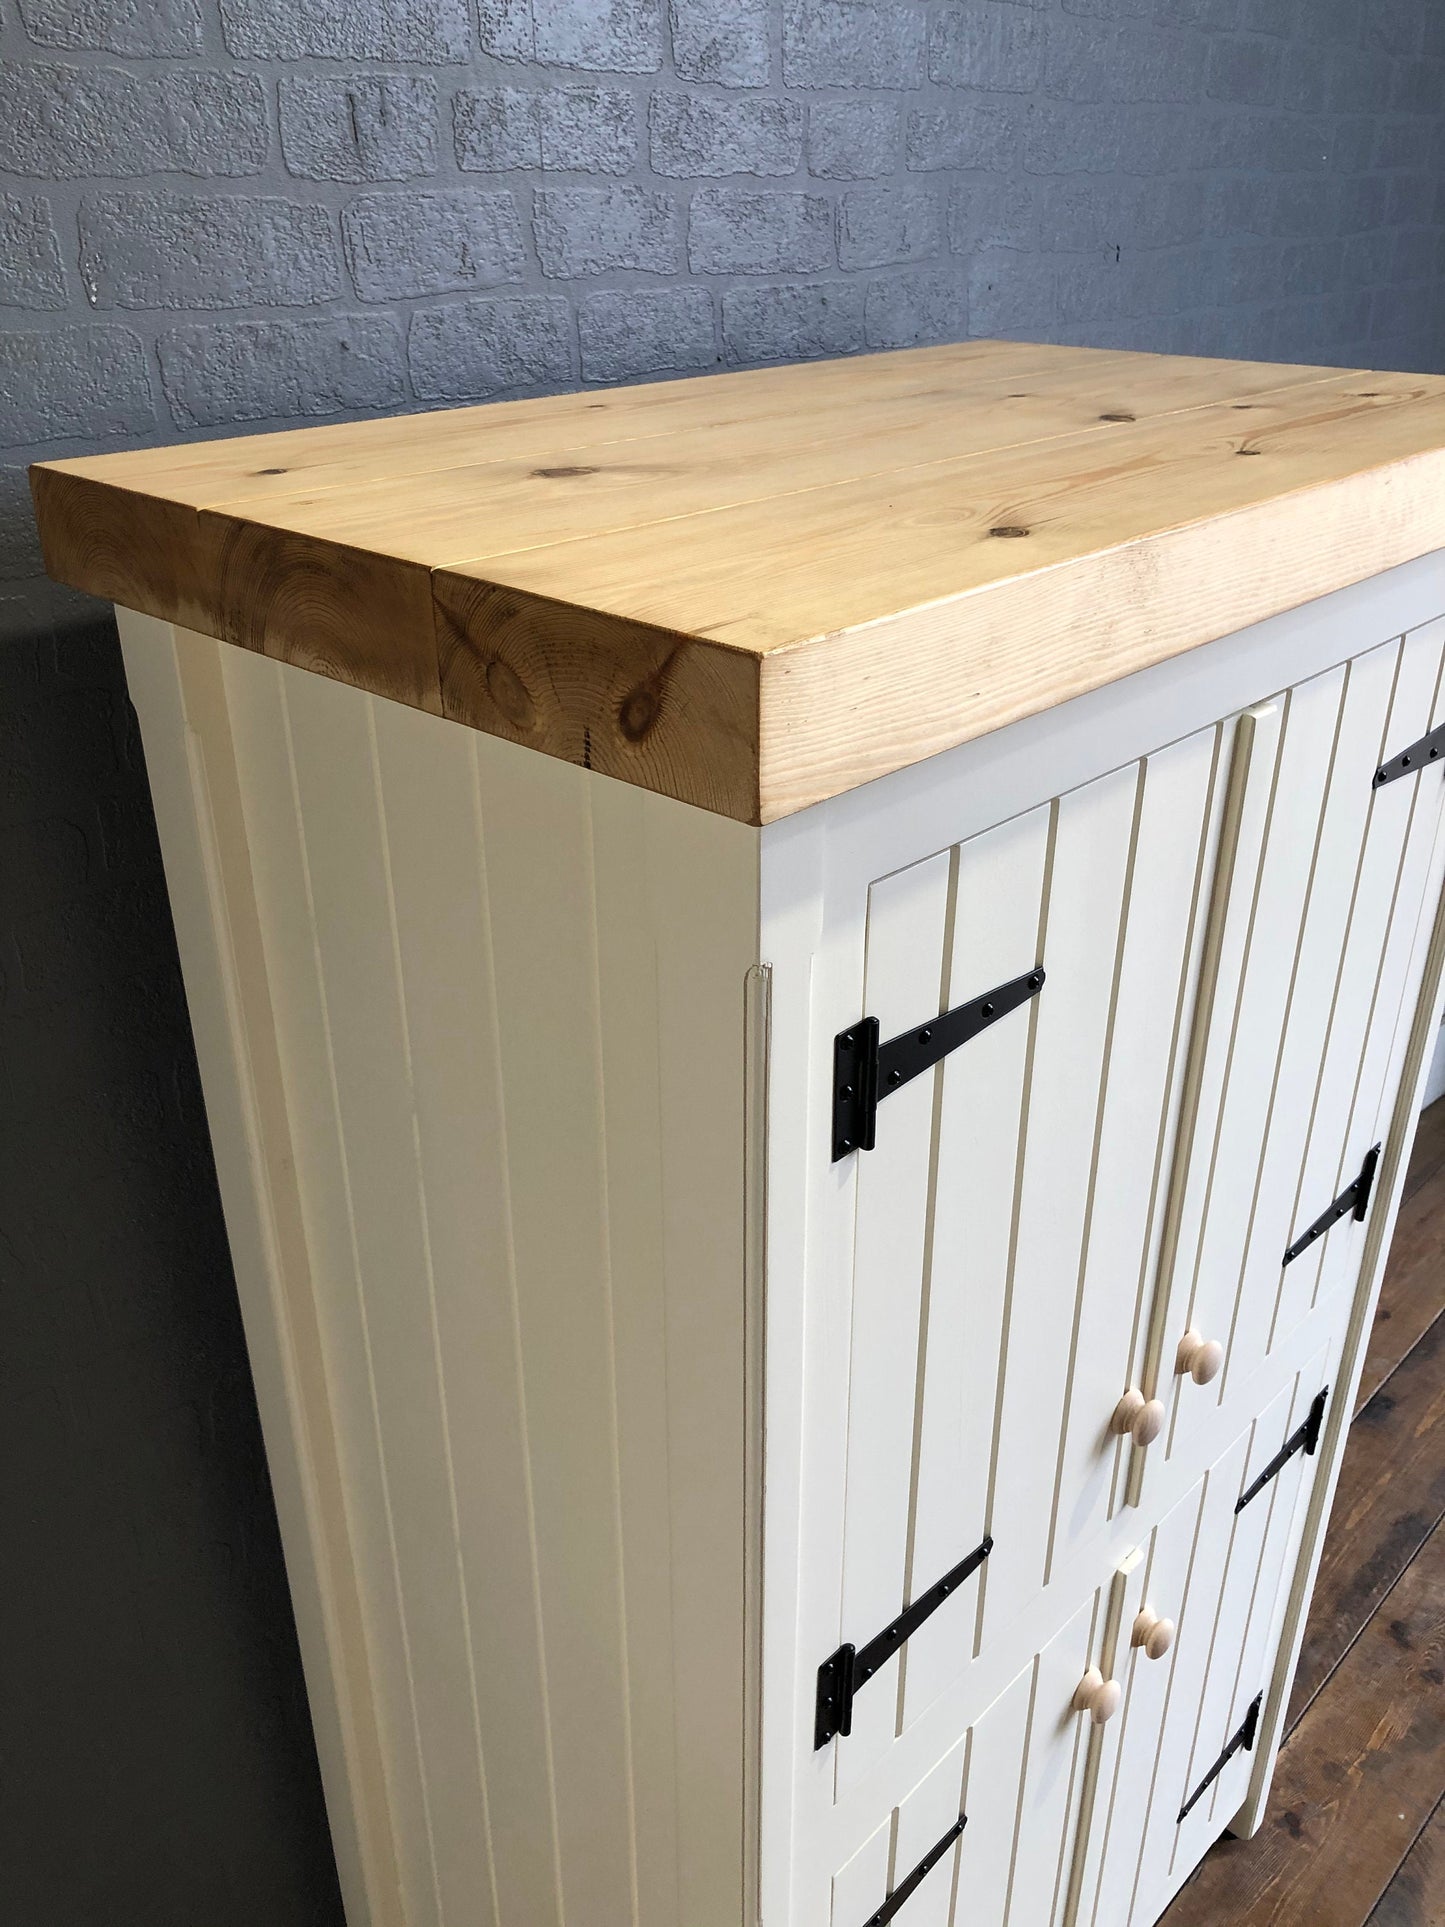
<box><xmin>31</xmin><ymin>339</ymin><xmax>1445</xmax><ymax>823</ymax></box>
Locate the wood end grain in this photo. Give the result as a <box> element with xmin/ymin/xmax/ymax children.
<box><xmin>433</xmin><ymin>572</ymin><xmax>762</xmax><ymax>824</ymax></box>
<box><xmin>204</xmin><ymin>514</ymin><xmax>442</xmax><ymax>718</ymax></box>
<box><xmin>29</xmin><ymin>465</ymin><xmax>226</xmax><ymax>636</ymax></box>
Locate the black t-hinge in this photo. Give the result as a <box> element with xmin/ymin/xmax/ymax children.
<box><xmin>832</xmin><ymin>967</ymin><xmax>1044</xmax><ymax>1161</ymax></box>
<box><xmin>860</xmin><ymin>1816</ymin><xmax>967</xmax><ymax>1927</ymax></box>
<box><xmin>1178</xmin><ymin>1692</ymin><xmax>1262</xmax><ymax>1823</ymax></box>
<box><xmin>1283</xmin><ymin>1145</ymin><xmax>1380</xmax><ymax>1266</ymax></box>
<box><xmin>815</xmin><ymin>1536</ymin><xmax>993</xmax><ymax>1747</ymax></box>
<box><xmin>1374</xmin><ymin>721</ymin><xmax>1445</xmax><ymax>788</ymax></box>
<box><xmin>1236</xmin><ymin>1386</ymin><xmax>1329</xmax><ymax>1514</ymax></box>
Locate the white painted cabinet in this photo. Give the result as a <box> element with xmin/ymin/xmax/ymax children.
<box><xmin>759</xmin><ymin>568</ymin><xmax>1445</xmax><ymax>1927</ymax></box>
<box><xmin>115</xmin><ymin>551</ymin><xmax>1445</xmax><ymax>1927</ymax></box>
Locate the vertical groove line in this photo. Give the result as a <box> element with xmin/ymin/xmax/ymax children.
<box><xmin>278</xmin><ymin>678</ymin><xmax>447</xmax><ymax>1927</ymax></box>
<box><xmin>946</xmin><ymin>1730</ymin><xmax>971</xmax><ymax>1927</ymax></box>
<box><xmin>1044</xmin><ymin>762</ymin><xmax>1146</xmax><ymax>1585</ymax></box>
<box><xmin>1111</xmin><ymin>724</ymin><xmax>1224</xmax><ymax>1521</ymax></box>
<box><xmin>579</xmin><ymin>782</ymin><xmax>643</xmax><ymax>1927</ymax></box>
<box><xmin>999</xmin><ymin>1655</ymin><xmax>1045</xmax><ymax>1927</ymax></box>
<box><xmin>977</xmin><ymin>797</ymin><xmax>1059</xmax><ymax>1655</ymax></box>
<box><xmin>466</xmin><ymin>734</ymin><xmax>568</xmax><ymax>1927</ymax></box>
<box><xmin>366</xmin><ymin>701</ymin><xmax>502</xmax><ymax>1927</ymax></box>
<box><xmin>1126</xmin><ymin>703</ymin><xmax>1271</xmax><ymax>1509</ymax></box>
<box><xmin>895</xmin><ymin>841</ymin><xmax>961</xmax><ymax>1735</ymax></box>
<box><xmin>1168</xmin><ymin>694</ymin><xmax>1290</xmax><ymax>1458</ymax></box>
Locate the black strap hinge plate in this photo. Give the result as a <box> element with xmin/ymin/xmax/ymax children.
<box><xmin>815</xmin><ymin>1536</ymin><xmax>993</xmax><ymax>1748</ymax></box>
<box><xmin>861</xmin><ymin>1816</ymin><xmax>967</xmax><ymax>1927</ymax></box>
<box><xmin>1236</xmin><ymin>1387</ymin><xmax>1329</xmax><ymax>1514</ymax></box>
<box><xmin>832</xmin><ymin>968</ymin><xmax>1044</xmax><ymax>1161</ymax></box>
<box><xmin>1283</xmin><ymin>1145</ymin><xmax>1380</xmax><ymax>1266</ymax></box>
<box><xmin>1375</xmin><ymin>721</ymin><xmax>1445</xmax><ymax>788</ymax></box>
<box><xmin>1178</xmin><ymin>1692</ymin><xmax>1262</xmax><ymax>1823</ymax></box>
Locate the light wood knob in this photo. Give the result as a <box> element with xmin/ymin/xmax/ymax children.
<box><xmin>1073</xmin><ymin>1667</ymin><xmax>1122</xmax><ymax>1725</ymax></box>
<box><xmin>1131</xmin><ymin>1608</ymin><xmax>1176</xmax><ymax>1660</ymax></box>
<box><xmin>1111</xmin><ymin>1387</ymin><xmax>1166</xmax><ymax>1446</ymax></box>
<box><xmin>1175</xmin><ymin>1330</ymin><xmax>1224</xmax><ymax>1385</ymax></box>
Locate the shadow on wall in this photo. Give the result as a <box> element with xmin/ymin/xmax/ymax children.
<box><xmin>0</xmin><ymin>609</ymin><xmax>345</xmax><ymax>1927</ymax></box>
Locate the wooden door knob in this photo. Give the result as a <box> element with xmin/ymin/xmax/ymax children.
<box><xmin>1175</xmin><ymin>1330</ymin><xmax>1224</xmax><ymax>1385</ymax></box>
<box><xmin>1131</xmin><ymin>1608</ymin><xmax>1176</xmax><ymax>1660</ymax></box>
<box><xmin>1111</xmin><ymin>1387</ymin><xmax>1166</xmax><ymax>1446</ymax></box>
<box><xmin>1073</xmin><ymin>1667</ymin><xmax>1122</xmax><ymax>1725</ymax></box>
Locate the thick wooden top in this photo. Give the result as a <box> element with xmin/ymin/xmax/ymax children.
<box><xmin>32</xmin><ymin>340</ymin><xmax>1445</xmax><ymax>823</ymax></box>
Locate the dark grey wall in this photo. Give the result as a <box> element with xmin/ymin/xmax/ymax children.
<box><xmin>2</xmin><ymin>1</ymin><xmax>1444</xmax><ymax>1917</ymax></box>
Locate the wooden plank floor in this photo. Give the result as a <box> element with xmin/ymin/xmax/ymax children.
<box><xmin>1162</xmin><ymin>1098</ymin><xmax>1445</xmax><ymax>1927</ymax></box>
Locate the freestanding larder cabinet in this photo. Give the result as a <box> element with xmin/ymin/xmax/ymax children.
<box><xmin>32</xmin><ymin>341</ymin><xmax>1445</xmax><ymax>1927</ymax></box>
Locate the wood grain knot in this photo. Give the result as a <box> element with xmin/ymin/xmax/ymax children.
<box><xmin>990</xmin><ymin>525</ymin><xmax>1031</xmax><ymax>538</ymax></box>
<box><xmin>256</xmin><ymin>466</ymin><xmax>287</xmax><ymax>474</ymax></box>
<box><xmin>533</xmin><ymin>465</ymin><xmax>599</xmax><ymax>479</ymax></box>
<box><xmin>484</xmin><ymin>657</ymin><xmax>536</xmax><ymax>730</ymax></box>
<box><xmin>619</xmin><ymin>680</ymin><xmax>662</xmax><ymax>742</ymax></box>
<box><xmin>1100</xmin><ymin>411</ymin><xmax>1135</xmax><ymax>422</ymax></box>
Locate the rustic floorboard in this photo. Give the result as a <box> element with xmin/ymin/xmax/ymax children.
<box><xmin>1288</xmin><ymin>1308</ymin><xmax>1445</xmax><ymax>1721</ymax></box>
<box><xmin>1365</xmin><ymin>1797</ymin><xmax>1445</xmax><ymax>1926</ymax></box>
<box><xmin>1359</xmin><ymin>1100</ymin><xmax>1445</xmax><ymax>1410</ymax></box>
<box><xmin>1161</xmin><ymin>1099</ymin><xmax>1445</xmax><ymax>1926</ymax></box>
<box><xmin>1161</xmin><ymin>1517</ymin><xmax>1445</xmax><ymax>1924</ymax></box>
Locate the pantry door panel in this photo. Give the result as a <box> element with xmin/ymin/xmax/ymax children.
<box><xmin>1124</xmin><ymin>702</ymin><xmax>1284</xmax><ymax>1511</ymax></box>
<box><xmin>1044</xmin><ymin>726</ymin><xmax>1223</xmax><ymax>1585</ymax></box>
<box><xmin>826</xmin><ymin>743</ymin><xmax>1234</xmax><ymax>1801</ymax></box>
<box><xmin>1222</xmin><ymin>637</ymin><xmax>1402</xmax><ymax>1380</ymax></box>
<box><xmin>1275</xmin><ymin>619</ymin><xmax>1445</xmax><ymax>1336</ymax></box>
<box><xmin>829</xmin><ymin>1740</ymin><xmax>967</xmax><ymax>1927</ymax></box>
<box><xmin>1159</xmin><ymin>669</ymin><xmax>1345</xmax><ymax>1469</ymax></box>
<box><xmin>899</xmin><ymin>804</ymin><xmax>1054</xmax><ymax>1731</ymax></box>
<box><xmin>1132</xmin><ymin>1361</ymin><xmax>1328</xmax><ymax>1922</ymax></box>
<box><xmin>1172</xmin><ymin>1367</ymin><xmax>1323</xmax><ymax>1873</ymax></box>
<box><xmin>833</xmin><ymin>848</ymin><xmax>958</xmax><ymax>1780</ymax></box>
<box><xmin>821</xmin><ymin>1595</ymin><xmax>1101</xmax><ymax>1927</ymax></box>
<box><xmin>1067</xmin><ymin>1474</ymin><xmax>1210</xmax><ymax>1927</ymax></box>
<box><xmin>976</xmin><ymin>763</ymin><xmax>1147</xmax><ymax>1645</ymax></box>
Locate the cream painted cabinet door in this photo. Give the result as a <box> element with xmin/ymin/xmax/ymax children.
<box><xmin>791</xmin><ymin>610</ymin><xmax>1445</xmax><ymax>1924</ymax></box>
<box><xmin>1077</xmin><ymin>1358</ymin><xmax>1329</xmax><ymax>1927</ymax></box>
<box><xmin>813</xmin><ymin>733</ymin><xmax>1232</xmax><ymax>1803</ymax></box>
<box><xmin>1136</xmin><ymin>620</ymin><xmax>1445</xmax><ymax>1498</ymax></box>
<box><xmin>827</xmin><ymin>1591</ymin><xmax>1106</xmax><ymax>1927</ymax></box>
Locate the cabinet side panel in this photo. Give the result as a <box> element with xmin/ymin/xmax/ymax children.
<box><xmin>117</xmin><ymin>610</ymin><xmax>401</xmax><ymax>1927</ymax></box>
<box><xmin>123</xmin><ymin>612</ymin><xmax>761</xmax><ymax>1927</ymax></box>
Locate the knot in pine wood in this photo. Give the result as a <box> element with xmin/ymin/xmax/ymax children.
<box><xmin>485</xmin><ymin>657</ymin><xmax>536</xmax><ymax>731</ymax></box>
<box><xmin>619</xmin><ymin>681</ymin><xmax>662</xmax><ymax>743</ymax></box>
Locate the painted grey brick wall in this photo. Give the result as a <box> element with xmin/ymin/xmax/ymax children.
<box><xmin>2</xmin><ymin>3</ymin><xmax>1444</xmax><ymax>1918</ymax></box>
<box><xmin>8</xmin><ymin>0</ymin><xmax>1445</xmax><ymax>647</ymax></box>
<box><xmin>5</xmin><ymin>0</ymin><xmax>1445</xmax><ymax>645</ymax></box>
